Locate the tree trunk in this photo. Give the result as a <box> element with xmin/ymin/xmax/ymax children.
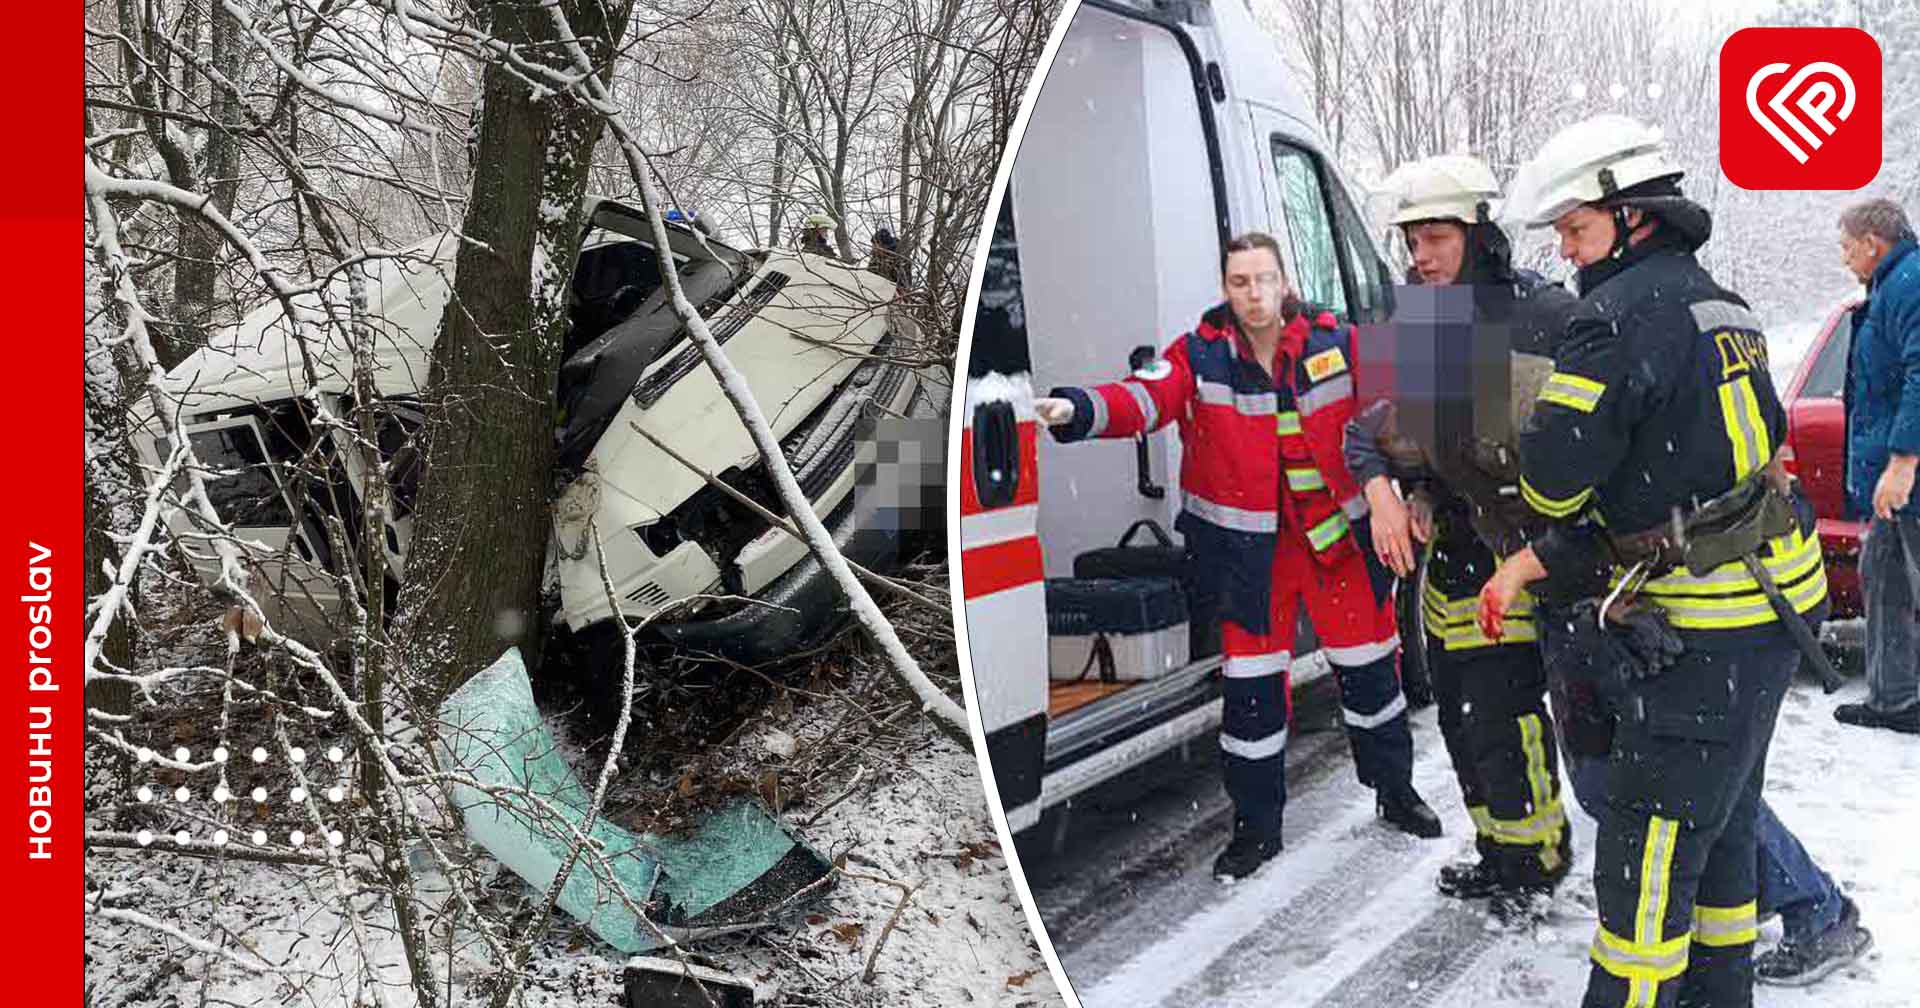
<box><xmin>82</xmin><ymin>302</ymin><xmax>137</xmax><ymax>715</ymax></box>
<box><xmin>393</xmin><ymin>0</ymin><xmax>630</xmax><ymax>702</ymax></box>
<box><xmin>163</xmin><ymin>2</ymin><xmax>245</xmax><ymax>371</ymax></box>
<box><xmin>767</xmin><ymin>16</ymin><xmax>793</xmax><ymax>248</ymax></box>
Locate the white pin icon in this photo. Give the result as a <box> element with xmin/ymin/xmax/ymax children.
<box><xmin>1745</xmin><ymin>61</ymin><xmax>1857</xmax><ymax>164</ymax></box>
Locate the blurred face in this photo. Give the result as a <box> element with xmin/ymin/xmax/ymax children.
<box><xmin>1404</xmin><ymin>220</ymin><xmax>1468</xmax><ymax>285</ymax></box>
<box><xmin>1841</xmin><ymin>230</ymin><xmax>1886</xmax><ymax>283</ymax></box>
<box><xmin>1222</xmin><ymin>247</ymin><xmax>1288</xmax><ymax>332</ymax></box>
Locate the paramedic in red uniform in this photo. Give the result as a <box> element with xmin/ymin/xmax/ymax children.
<box><xmin>1034</xmin><ymin>232</ymin><xmax>1442</xmax><ymax>880</ymax></box>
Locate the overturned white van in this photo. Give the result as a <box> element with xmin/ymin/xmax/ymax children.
<box><xmin>146</xmin><ymin>198</ymin><xmax>934</xmax><ymax>663</ymax></box>
<box><xmin>958</xmin><ymin>0</ymin><xmax>1408</xmax><ymax>840</ymax></box>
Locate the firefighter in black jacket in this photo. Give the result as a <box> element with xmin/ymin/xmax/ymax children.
<box><xmin>1346</xmin><ymin>155</ymin><xmax>1582</xmax><ymax>924</ymax></box>
<box><xmin>1481</xmin><ymin>114</ymin><xmax>1829</xmax><ymax>1008</ymax></box>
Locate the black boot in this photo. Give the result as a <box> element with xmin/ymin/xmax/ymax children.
<box><xmin>1436</xmin><ymin>859</ymin><xmax>1501</xmax><ymax>899</ymax></box>
<box><xmin>1833</xmin><ymin>702</ymin><xmax>1920</xmax><ymax>734</ymax></box>
<box><xmin>1378</xmin><ymin>788</ymin><xmax>1443</xmax><ymax>838</ymax></box>
<box><xmin>1212</xmin><ymin>830</ymin><xmax>1283</xmax><ymax>881</ymax></box>
<box><xmin>1757</xmin><ymin>896</ymin><xmax>1874</xmax><ymax>987</ymax></box>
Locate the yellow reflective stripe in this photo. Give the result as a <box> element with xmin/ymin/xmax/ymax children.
<box><xmin>1307</xmin><ymin>511</ymin><xmax>1349</xmax><ymax>551</ymax></box>
<box><xmin>1521</xmin><ymin>476</ymin><xmax>1592</xmax><ymax>518</ymax></box>
<box><xmin>1549</xmin><ymin>371</ymin><xmax>1607</xmax><ymax>397</ymax></box>
<box><xmin>1540</xmin><ymin>372</ymin><xmax>1606</xmax><ymax>413</ymax></box>
<box><xmin>1591</xmin><ymin>926</ymin><xmax>1691</xmax><ymax>987</ymax></box>
<box><xmin>1591</xmin><ymin>816</ymin><xmax>1689</xmax><ymax>1002</ymax></box>
<box><xmin>1518</xmin><ymin>714</ymin><xmax>1564</xmax><ymax>870</ymax></box>
<box><xmin>1639</xmin><ymin>816</ymin><xmax>1680</xmax><ymax>963</ymax></box>
<box><xmin>1637</xmin><ymin>529</ymin><xmax>1823</xmax><ymax>597</ymax></box>
<box><xmin>1632</xmin><ymin>530</ymin><xmax>1830</xmax><ymax>630</ymax></box>
<box><xmin>1653</xmin><ymin>575</ymin><xmax>1828</xmax><ymax>630</ymax></box>
<box><xmin>1276</xmin><ymin>411</ymin><xmax>1303</xmax><ymax>435</ymax></box>
<box><xmin>1468</xmin><ymin>797</ymin><xmax>1566</xmax><ymax>846</ymax></box>
<box><xmin>1423</xmin><ymin>585</ymin><xmax>1537</xmax><ymax>649</ymax></box>
<box><xmin>1538</xmin><ymin>386</ymin><xmax>1597</xmax><ymax>412</ymax></box>
<box><xmin>1427</xmin><ymin>615</ymin><xmax>1539</xmax><ymax>649</ymax></box>
<box><xmin>1422</xmin><ymin>585</ymin><xmax>1536</xmax><ymax>618</ymax></box>
<box><xmin>1286</xmin><ymin>467</ymin><xmax>1327</xmax><ymax>491</ymax></box>
<box><xmin>1717</xmin><ymin>375</ymin><xmax>1771</xmax><ymax>481</ymax></box>
<box><xmin>1463</xmin><ymin>717</ymin><xmax>1565</xmax><ymax>850</ymax></box>
<box><xmin>1693</xmin><ymin>902</ymin><xmax>1759</xmax><ymax>947</ymax></box>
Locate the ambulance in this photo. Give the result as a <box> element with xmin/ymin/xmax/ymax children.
<box><xmin>957</xmin><ymin>0</ymin><xmax>1412</xmax><ymax>843</ymax></box>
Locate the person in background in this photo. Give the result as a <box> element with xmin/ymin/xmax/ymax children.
<box><xmin>1837</xmin><ymin>196</ymin><xmax>1920</xmax><ymax>735</ymax></box>
<box><xmin>800</xmin><ymin>212</ymin><xmax>837</xmax><ymax>257</ymax></box>
<box><xmin>867</xmin><ymin>228</ymin><xmax>910</xmax><ymax>287</ymax></box>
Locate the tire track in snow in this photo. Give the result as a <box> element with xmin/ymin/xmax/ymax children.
<box><xmin>1034</xmin><ymin>723</ymin><xmax>1350</xmax><ymax>951</ymax></box>
<box><xmin>1065</xmin><ymin>706</ymin><xmax>1469</xmax><ymax>1006</ymax></box>
<box><xmin>1308</xmin><ymin>903</ymin><xmax>1504</xmax><ymax>1008</ymax></box>
<box><xmin>1156</xmin><ymin>825</ymin><xmax>1436</xmax><ymax>1007</ymax></box>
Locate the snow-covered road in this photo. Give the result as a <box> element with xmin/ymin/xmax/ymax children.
<box><xmin>1022</xmin><ymin>669</ymin><xmax>1920</xmax><ymax>1007</ymax></box>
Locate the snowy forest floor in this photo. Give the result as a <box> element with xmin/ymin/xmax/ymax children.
<box><xmin>1022</xmin><ymin>660</ymin><xmax>1920</xmax><ymax>1008</ymax></box>
<box><xmin>83</xmin><ymin>569</ymin><xmax>1057</xmax><ymax>1008</ymax></box>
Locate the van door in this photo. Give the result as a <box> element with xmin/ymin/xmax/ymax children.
<box><xmin>962</xmin><ymin>0</ymin><xmax>1238</xmax><ymax>829</ymax></box>
<box><xmin>960</xmin><ymin>198</ymin><xmax>1050</xmax><ymax>834</ymax></box>
<box><xmin>1010</xmin><ymin>0</ymin><xmax>1227</xmax><ymax>583</ymax></box>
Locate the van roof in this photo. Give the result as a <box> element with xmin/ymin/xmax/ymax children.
<box><xmin>157</xmin><ymin>198</ymin><xmax>744</xmax><ymax>416</ymax></box>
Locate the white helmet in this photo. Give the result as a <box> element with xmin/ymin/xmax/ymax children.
<box><xmin>803</xmin><ymin>212</ymin><xmax>837</xmax><ymax>229</ymax></box>
<box><xmin>1381</xmin><ymin>154</ymin><xmax>1501</xmax><ymax>226</ymax></box>
<box><xmin>1516</xmin><ymin>114</ymin><xmax>1682</xmax><ymax>228</ymax></box>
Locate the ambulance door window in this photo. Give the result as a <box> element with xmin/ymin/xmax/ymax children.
<box><xmin>1268</xmin><ymin>140</ymin><xmax>1347</xmax><ymax>316</ymax></box>
<box><xmin>1330</xmin><ymin>179</ymin><xmax>1393</xmax><ymax>323</ymax></box>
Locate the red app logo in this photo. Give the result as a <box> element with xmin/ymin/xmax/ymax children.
<box><xmin>1720</xmin><ymin>27</ymin><xmax>1881</xmax><ymax>190</ymax></box>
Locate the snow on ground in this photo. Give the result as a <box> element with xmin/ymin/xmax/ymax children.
<box><xmin>1041</xmin><ymin>672</ymin><xmax>1919</xmax><ymax>1008</ymax></box>
<box><xmin>704</xmin><ymin>716</ymin><xmax>1061</xmax><ymax>1007</ymax></box>
<box><xmin>85</xmin><ymin>653</ymin><xmax>1058</xmax><ymax>1008</ymax></box>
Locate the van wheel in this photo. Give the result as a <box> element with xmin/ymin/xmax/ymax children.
<box><xmin>1395</xmin><ymin>557</ymin><xmax>1434</xmax><ymax>709</ymax></box>
<box><xmin>533</xmin><ymin>618</ymin><xmax>632</xmax><ymax>737</ymax></box>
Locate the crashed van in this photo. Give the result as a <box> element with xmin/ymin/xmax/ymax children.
<box><xmin>958</xmin><ymin>0</ymin><xmax>1406</xmax><ymax>843</ymax></box>
<box><xmin>145</xmin><ymin>198</ymin><xmax>933</xmax><ymax>662</ymax></box>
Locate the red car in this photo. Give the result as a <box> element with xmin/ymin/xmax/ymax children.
<box><xmin>1781</xmin><ymin>296</ymin><xmax>1867</xmax><ymax>618</ymax></box>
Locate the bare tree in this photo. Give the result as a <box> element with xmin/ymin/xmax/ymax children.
<box><xmin>84</xmin><ymin>0</ymin><xmax>1062</xmax><ymax>1003</ymax></box>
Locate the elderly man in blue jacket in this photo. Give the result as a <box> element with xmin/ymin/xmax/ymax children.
<box><xmin>1841</xmin><ymin>197</ymin><xmax>1920</xmax><ymax>734</ymax></box>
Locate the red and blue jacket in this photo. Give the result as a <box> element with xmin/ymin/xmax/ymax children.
<box><xmin>1048</xmin><ymin>301</ymin><xmax>1369</xmax><ymax>635</ymax></box>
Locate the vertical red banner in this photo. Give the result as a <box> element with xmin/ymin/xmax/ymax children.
<box><xmin>7</xmin><ymin>2</ymin><xmax>80</xmax><ymax>1000</ymax></box>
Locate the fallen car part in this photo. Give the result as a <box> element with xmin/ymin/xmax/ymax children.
<box><xmin>435</xmin><ymin>648</ymin><xmax>831</xmax><ymax>952</ymax></box>
<box><xmin>623</xmin><ymin>956</ymin><xmax>756</xmax><ymax>1008</ymax></box>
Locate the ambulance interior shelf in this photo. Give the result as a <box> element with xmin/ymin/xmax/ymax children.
<box><xmin>1044</xmin><ymin>519</ymin><xmax>1217</xmax><ymax>718</ymax></box>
